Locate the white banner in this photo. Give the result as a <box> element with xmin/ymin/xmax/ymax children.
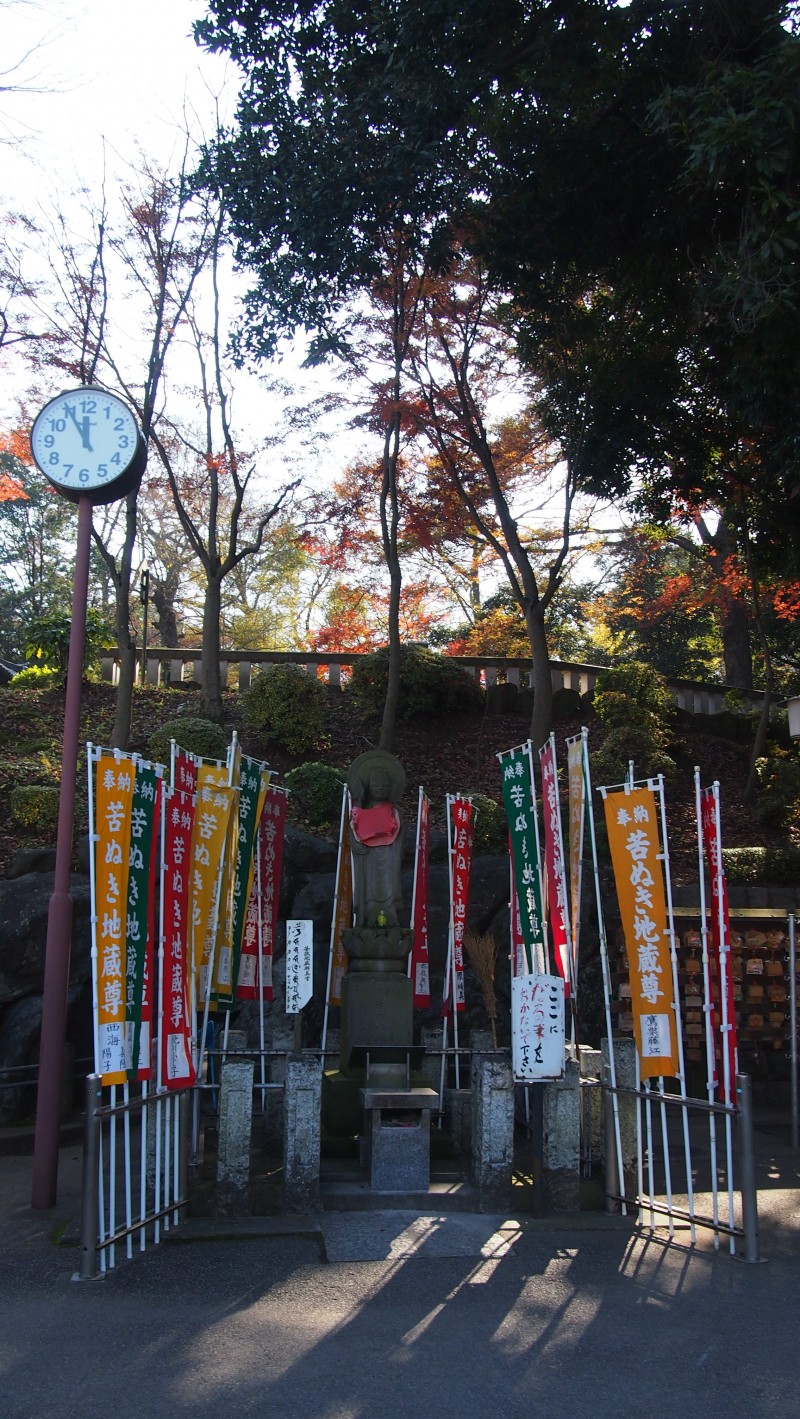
<box><xmin>511</xmin><ymin>973</ymin><xmax>565</xmax><ymax>1081</ymax></box>
<box><xmin>285</xmin><ymin>918</ymin><xmax>313</xmax><ymax>1014</ymax></box>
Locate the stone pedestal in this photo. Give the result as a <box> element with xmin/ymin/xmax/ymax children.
<box><xmin>544</xmin><ymin>1056</ymin><xmax>581</xmax><ymax>1211</ymax></box>
<box><xmin>471</xmin><ymin>1053</ymin><xmax>514</xmax><ymax>1211</ymax></box>
<box><xmin>360</xmin><ymin>1087</ymin><xmax>438</xmax><ymax>1191</ymax></box>
<box><xmin>283</xmin><ymin>1052</ymin><xmax>322</xmax><ymax>1211</ymax></box>
<box><xmin>339</xmin><ymin>927</ymin><xmax>414</xmax><ymax>1086</ymax></box>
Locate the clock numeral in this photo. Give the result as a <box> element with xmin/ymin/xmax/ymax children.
<box><xmin>97</xmin><ymin>464</ymin><xmax>108</xmax><ymax>478</ymax></box>
<box><xmin>63</xmin><ymin>465</ymin><xmax>73</xmax><ymax>477</ymax></box>
<box><xmin>118</xmin><ymin>435</ymin><xmax>130</xmax><ymax>448</ymax></box>
<box><xmin>114</xmin><ymin>417</ymin><xmax>125</xmax><ymax>432</ymax></box>
<box><xmin>79</xmin><ymin>468</ymin><xmax>90</xmax><ymax>483</ymax></box>
<box><xmin>80</xmin><ymin>398</ymin><xmax>97</xmax><ymax>414</ymax></box>
<box><xmin>111</xmin><ymin>453</ymin><xmax>121</xmax><ymax>466</ymax></box>
<box><xmin>43</xmin><ymin>434</ymin><xmax>55</xmax><ymax>448</ymax></box>
<box><xmin>48</xmin><ymin>452</ymin><xmax>60</xmax><ymax>466</ymax></box>
<box><xmin>48</xmin><ymin>418</ymin><xmax>66</xmax><ymax>433</ymax></box>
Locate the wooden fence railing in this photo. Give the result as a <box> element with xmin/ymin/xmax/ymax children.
<box><xmin>100</xmin><ymin>646</ymin><xmax>767</xmax><ymax>717</ymax></box>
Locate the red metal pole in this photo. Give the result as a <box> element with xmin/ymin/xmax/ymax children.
<box><xmin>31</xmin><ymin>496</ymin><xmax>93</xmax><ymax>1209</ymax></box>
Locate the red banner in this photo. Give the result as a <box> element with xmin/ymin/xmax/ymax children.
<box><xmin>409</xmin><ymin>792</ymin><xmax>431</xmax><ymax>1008</ymax></box>
<box><xmin>539</xmin><ymin>738</ymin><xmax>572</xmax><ymax>996</ymax></box>
<box><xmin>237</xmin><ymin>786</ymin><xmax>287</xmax><ymax>1001</ymax></box>
<box><xmin>700</xmin><ymin>786</ymin><xmax>738</xmax><ymax>1101</ymax></box>
<box><xmin>135</xmin><ymin>776</ymin><xmax>162</xmax><ymax>1082</ymax></box>
<box><xmin>444</xmin><ymin>797</ymin><xmax>474</xmax><ymax>1014</ymax></box>
<box><xmin>173</xmin><ymin>749</ymin><xmax>197</xmax><ymax>795</ymax></box>
<box><xmin>160</xmin><ymin>786</ymin><xmax>197</xmax><ymax>1089</ymax></box>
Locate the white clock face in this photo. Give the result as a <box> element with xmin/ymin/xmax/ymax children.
<box><xmin>30</xmin><ymin>388</ymin><xmax>141</xmax><ymax>496</ymax></box>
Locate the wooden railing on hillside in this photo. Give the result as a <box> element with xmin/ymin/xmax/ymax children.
<box><xmin>100</xmin><ymin>646</ymin><xmax>768</xmax><ymax>717</ymax></box>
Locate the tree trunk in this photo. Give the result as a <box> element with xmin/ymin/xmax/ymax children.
<box><xmin>526</xmin><ymin>606</ymin><xmax>553</xmax><ymax>752</ymax></box>
<box><xmin>110</xmin><ymin>490</ymin><xmax>138</xmax><ymax>750</ymax></box>
<box><xmin>152</xmin><ymin>568</ymin><xmax>181</xmax><ymax>647</ymax></box>
<box><xmin>200</xmin><ymin>572</ymin><xmax>224</xmax><ymax>722</ymax></box>
<box><xmin>720</xmin><ymin>597</ymin><xmax>753</xmax><ymax>690</ymax></box>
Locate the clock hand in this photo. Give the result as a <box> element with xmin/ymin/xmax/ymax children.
<box><xmin>80</xmin><ymin>416</ymin><xmax>94</xmax><ymax>453</ymax></box>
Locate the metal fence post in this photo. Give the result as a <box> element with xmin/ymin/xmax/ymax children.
<box><xmin>76</xmin><ymin>1073</ymin><xmax>102</xmax><ymax>1281</ymax></box>
<box><xmin>736</xmin><ymin>1072</ymin><xmax>761</xmax><ymax>1263</ymax></box>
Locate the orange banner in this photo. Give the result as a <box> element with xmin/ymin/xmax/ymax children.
<box><xmin>603</xmin><ymin>786</ymin><xmax>679</xmax><ymax>1078</ymax></box>
<box><xmin>94</xmin><ymin>751</ymin><xmax>136</xmax><ymax>1084</ymax></box>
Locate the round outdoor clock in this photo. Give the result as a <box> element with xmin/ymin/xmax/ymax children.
<box><xmin>30</xmin><ymin>386</ymin><xmax>147</xmax><ymax>504</ymax></box>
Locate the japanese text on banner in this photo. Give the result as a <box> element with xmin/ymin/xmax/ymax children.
<box><xmin>93</xmin><ymin>751</ymin><xmax>136</xmax><ymax>1084</ymax></box>
<box><xmin>604</xmin><ymin>786</ymin><xmax>679</xmax><ymax>1078</ymax></box>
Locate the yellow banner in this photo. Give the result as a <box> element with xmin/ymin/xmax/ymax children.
<box><xmin>603</xmin><ymin>786</ymin><xmax>679</xmax><ymax>1078</ymax></box>
<box><xmin>94</xmin><ymin>752</ymin><xmax>136</xmax><ymax>1084</ymax></box>
<box><xmin>190</xmin><ymin>776</ymin><xmax>237</xmax><ymax>1009</ymax></box>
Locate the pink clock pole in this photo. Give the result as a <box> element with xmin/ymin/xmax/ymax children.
<box><xmin>31</xmin><ymin>495</ymin><xmax>94</xmax><ymax>1209</ymax></box>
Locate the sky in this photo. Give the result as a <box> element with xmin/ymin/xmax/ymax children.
<box><xmin>2</xmin><ymin>0</ymin><xmax>233</xmax><ymax>195</ymax></box>
<box><xmin>0</xmin><ymin>0</ymin><xmax>352</xmax><ymax>477</ymax></box>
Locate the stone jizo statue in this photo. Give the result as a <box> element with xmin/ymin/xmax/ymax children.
<box><xmin>347</xmin><ymin>749</ymin><xmax>406</xmax><ymax>929</ymax></box>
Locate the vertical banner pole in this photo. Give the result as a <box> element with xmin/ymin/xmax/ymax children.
<box><xmin>694</xmin><ymin>767</ymin><xmax>720</xmax><ymax>1249</ymax></box>
<box><xmin>587</xmin><ymin>747</ymin><xmax>626</xmax><ymax>1214</ymax></box>
<box><xmin>256</xmin><ymin>823</ymin><xmax>267</xmax><ymax>1110</ymax></box>
<box><xmin>322</xmin><ymin>784</ymin><xmax>349</xmax><ymax>1055</ymax></box>
<box><xmin>655</xmin><ymin>773</ymin><xmax>695</xmax><ymax>1244</ymax></box>
<box><xmin>712</xmin><ymin>782</ymin><xmax>737</xmax><ymax>1248</ymax></box>
<box><xmin>789</xmin><ymin>914</ymin><xmax>798</xmax><ymax>1150</ymax></box>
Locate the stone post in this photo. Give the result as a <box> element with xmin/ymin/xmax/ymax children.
<box><xmin>283</xmin><ymin>1052</ymin><xmax>323</xmax><ymax>1212</ymax></box>
<box><xmin>216</xmin><ymin>1056</ymin><xmax>254</xmax><ymax>1208</ymax></box>
<box><xmin>602</xmin><ymin>1036</ymin><xmax>638</xmax><ymax>1199</ymax></box>
<box><xmin>471</xmin><ymin>1053</ymin><xmax>514</xmax><ymax>1211</ymax></box>
<box><xmin>543</xmin><ymin>1056</ymin><xmax>581</xmax><ymax>1212</ymax></box>
<box><xmin>578</xmin><ymin>1044</ymin><xmax>603</xmax><ymax>1170</ymax></box>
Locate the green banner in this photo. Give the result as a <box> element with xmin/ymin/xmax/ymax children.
<box><xmin>500</xmin><ymin>745</ymin><xmax>546</xmax><ymax>974</ymax></box>
<box><xmin>125</xmin><ymin>761</ymin><xmax>160</xmax><ymax>1079</ymax></box>
<box><xmin>218</xmin><ymin>754</ymin><xmax>269</xmax><ymax>1011</ymax></box>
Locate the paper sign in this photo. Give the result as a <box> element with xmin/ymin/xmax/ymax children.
<box><xmin>286</xmin><ymin>918</ymin><xmax>313</xmax><ymax>1014</ymax></box>
<box><xmin>512</xmin><ymin>973</ymin><xmax>565</xmax><ymax>1081</ymax></box>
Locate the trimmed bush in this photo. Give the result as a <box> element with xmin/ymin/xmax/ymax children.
<box><xmin>10</xmin><ymin>784</ymin><xmax>60</xmax><ymax>834</ymax></box>
<box><xmin>753</xmin><ymin>746</ymin><xmax>800</xmax><ymax>828</ymax></box>
<box><xmin>350</xmin><ymin>644</ymin><xmax>485</xmax><ymax>723</ymax></box>
<box><xmin>592</xmin><ymin>662</ymin><xmax>677</xmax><ymax>781</ymax></box>
<box><xmin>243</xmin><ymin>664</ymin><xmax>327</xmax><ymax>755</ymax></box>
<box><xmin>285</xmin><ymin>761</ymin><xmax>345</xmax><ymax>827</ymax></box>
<box><xmin>723</xmin><ymin>846</ymin><xmax>800</xmax><ymax>886</ymax></box>
<box><xmin>149</xmin><ymin>716</ymin><xmax>229</xmax><ymax>766</ymax></box>
<box><xmin>470</xmin><ymin>793</ymin><xmax>505</xmax><ymax>854</ymax></box>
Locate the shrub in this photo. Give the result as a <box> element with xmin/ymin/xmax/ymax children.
<box><xmin>350</xmin><ymin>644</ymin><xmax>485</xmax><ymax>723</ymax></box>
<box><xmin>723</xmin><ymin>846</ymin><xmax>800</xmax><ymax>886</ymax></box>
<box><xmin>592</xmin><ymin>662</ymin><xmax>676</xmax><ymax>782</ymax></box>
<box><xmin>148</xmin><ymin>716</ymin><xmax>229</xmax><ymax>767</ymax></box>
<box><xmin>23</xmin><ymin>608</ymin><xmax>111</xmax><ymax>679</ymax></box>
<box><xmin>591</xmin><ymin>725</ymin><xmax>677</xmax><ymax>785</ymax></box>
<box><xmin>242</xmin><ymin>664</ymin><xmax>327</xmax><ymax>755</ymax></box>
<box><xmin>9</xmin><ymin>666</ymin><xmax>61</xmax><ymax>689</ymax></box>
<box><xmin>753</xmin><ymin>746</ymin><xmax>800</xmax><ymax>828</ymax></box>
<box><xmin>10</xmin><ymin>784</ymin><xmax>60</xmax><ymax>834</ymax></box>
<box><xmin>470</xmin><ymin>793</ymin><xmax>505</xmax><ymax>854</ymax></box>
<box><xmin>285</xmin><ymin>761</ymin><xmax>346</xmax><ymax>827</ymax></box>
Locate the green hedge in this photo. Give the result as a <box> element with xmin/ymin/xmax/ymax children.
<box><xmin>723</xmin><ymin>846</ymin><xmax>800</xmax><ymax>886</ymax></box>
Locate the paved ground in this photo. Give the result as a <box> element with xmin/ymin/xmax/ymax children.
<box><xmin>1</xmin><ymin>1126</ymin><xmax>799</xmax><ymax>1419</ymax></box>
